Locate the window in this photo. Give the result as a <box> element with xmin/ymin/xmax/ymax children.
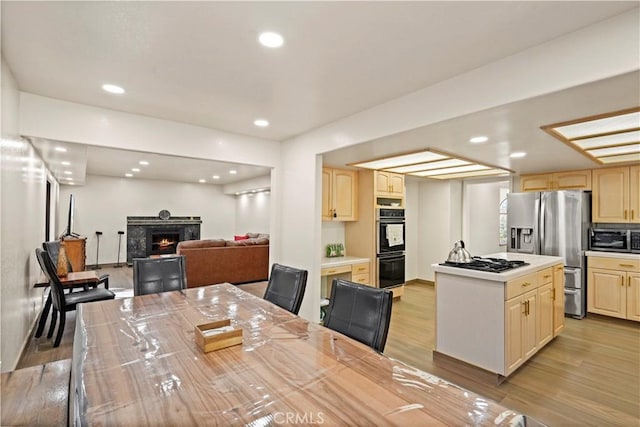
<box><xmin>499</xmin><ymin>187</ymin><xmax>510</xmax><ymax>246</ymax></box>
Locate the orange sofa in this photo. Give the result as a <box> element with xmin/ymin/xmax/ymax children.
<box><xmin>176</xmin><ymin>238</ymin><xmax>269</xmax><ymax>288</ymax></box>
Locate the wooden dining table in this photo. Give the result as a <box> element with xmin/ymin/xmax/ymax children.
<box><xmin>71</xmin><ymin>283</ymin><xmax>540</xmax><ymax>426</ymax></box>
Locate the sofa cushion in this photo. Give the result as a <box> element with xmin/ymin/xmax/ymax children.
<box><xmin>234</xmin><ymin>234</ymin><xmax>249</xmax><ymax>241</ymax></box>
<box><xmin>177</xmin><ymin>239</ymin><xmax>226</xmax><ymax>249</ymax></box>
<box><xmin>246</xmin><ymin>232</ymin><xmax>260</xmax><ymax>238</ymax></box>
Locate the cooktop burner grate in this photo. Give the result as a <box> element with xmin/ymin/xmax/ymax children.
<box><xmin>440</xmin><ymin>257</ymin><xmax>529</xmax><ymax>272</ymax></box>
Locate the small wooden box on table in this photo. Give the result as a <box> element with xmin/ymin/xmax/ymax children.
<box><xmin>194</xmin><ymin>319</ymin><xmax>243</xmax><ymax>353</ymax></box>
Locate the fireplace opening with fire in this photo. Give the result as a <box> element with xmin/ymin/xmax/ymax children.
<box><xmin>149</xmin><ymin>231</ymin><xmax>181</xmax><ymax>255</ymax></box>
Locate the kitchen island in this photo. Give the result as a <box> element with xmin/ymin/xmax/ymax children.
<box><xmin>433</xmin><ymin>253</ymin><xmax>564</xmax><ymax>378</ymax></box>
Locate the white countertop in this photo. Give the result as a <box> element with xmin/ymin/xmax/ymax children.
<box><xmin>321</xmin><ymin>256</ymin><xmax>370</xmax><ymax>268</ymax></box>
<box><xmin>432</xmin><ymin>252</ymin><xmax>564</xmax><ymax>282</ymax></box>
<box><xmin>586</xmin><ymin>251</ymin><xmax>640</xmax><ymax>260</ymax></box>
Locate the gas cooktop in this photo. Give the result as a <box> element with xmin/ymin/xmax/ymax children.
<box><xmin>440</xmin><ymin>257</ymin><xmax>529</xmax><ymax>273</ymax></box>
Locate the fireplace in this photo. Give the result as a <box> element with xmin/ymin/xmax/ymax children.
<box><xmin>126</xmin><ymin>215</ymin><xmax>202</xmax><ymax>265</ymax></box>
<box><xmin>147</xmin><ymin>229</ymin><xmax>184</xmax><ymax>256</ymax></box>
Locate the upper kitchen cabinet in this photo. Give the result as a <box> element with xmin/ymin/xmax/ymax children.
<box><xmin>375</xmin><ymin>171</ymin><xmax>404</xmax><ymax>197</ymax></box>
<box><xmin>520</xmin><ymin>170</ymin><xmax>591</xmax><ymax>192</ymax></box>
<box><xmin>593</xmin><ymin>166</ymin><xmax>639</xmax><ymax>223</ymax></box>
<box><xmin>322</xmin><ymin>168</ymin><xmax>358</xmax><ymax>221</ymax></box>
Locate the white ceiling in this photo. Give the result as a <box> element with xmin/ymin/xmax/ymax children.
<box><xmin>2</xmin><ymin>1</ymin><xmax>639</xmax><ymax>185</ymax></box>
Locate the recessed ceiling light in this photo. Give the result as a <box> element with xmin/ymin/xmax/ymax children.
<box><xmin>212</xmin><ymin>175</ymin><xmax>220</xmax><ymax>180</ymax></box>
<box><xmin>55</xmin><ymin>147</ymin><xmax>67</xmax><ymax>152</ymax></box>
<box><xmin>68</xmin><ymin>182</ymin><xmax>75</xmax><ymax>185</ymax></box>
<box><xmin>125</xmin><ymin>173</ymin><xmax>133</xmax><ymax>177</ymax></box>
<box><xmin>66</xmin><ymin>177</ymin><xmax>73</xmax><ymax>181</ymax></box>
<box><xmin>229</xmin><ymin>170</ymin><xmax>237</xmax><ymax>174</ymax></box>
<box><xmin>254</xmin><ymin>119</ymin><xmax>269</xmax><ymax>127</ymax></box>
<box><xmin>469</xmin><ymin>136</ymin><xmax>488</xmax><ymax>143</ymax></box>
<box><xmin>63</xmin><ymin>171</ymin><xmax>72</xmax><ymax>175</ymax></box>
<box><xmin>61</xmin><ymin>161</ymin><xmax>71</xmax><ymax>166</ymax></box>
<box><xmin>199</xmin><ymin>179</ymin><xmax>206</xmax><ymax>183</ymax></box>
<box><xmin>258</xmin><ymin>32</ymin><xmax>284</xmax><ymax>48</ymax></box>
<box><xmin>102</xmin><ymin>84</ymin><xmax>125</xmax><ymax>94</ymax></box>
<box><xmin>510</xmin><ymin>152</ymin><xmax>527</xmax><ymax>158</ymax></box>
<box><xmin>235</xmin><ymin>192</ymin><xmax>240</xmax><ymax>195</ymax></box>
<box><xmin>139</xmin><ymin>160</ymin><xmax>149</xmax><ymax>166</ymax></box>
<box><xmin>131</xmin><ymin>168</ymin><xmax>140</xmax><ymax>172</ymax></box>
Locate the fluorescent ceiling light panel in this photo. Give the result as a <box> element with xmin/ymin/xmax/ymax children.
<box><xmin>351</xmin><ymin>148</ymin><xmax>511</xmax><ymax>181</ymax></box>
<box><xmin>427</xmin><ymin>170</ymin><xmax>510</xmax><ymax>180</ymax></box>
<box><xmin>573</xmin><ymin>130</ymin><xmax>640</xmax><ymax>150</ymax></box>
<box><xmin>385</xmin><ymin>159</ymin><xmax>470</xmax><ymax>174</ymax></box>
<box><xmin>599</xmin><ymin>153</ymin><xmax>640</xmax><ymax>164</ymax></box>
<box><xmin>411</xmin><ymin>164</ymin><xmax>489</xmax><ymax>177</ymax></box>
<box><xmin>554</xmin><ymin>111</ymin><xmax>640</xmax><ymax>139</ymax></box>
<box><xmin>353</xmin><ymin>151</ymin><xmax>447</xmax><ymax>170</ymax></box>
<box><xmin>542</xmin><ymin>107</ymin><xmax>640</xmax><ymax>165</ymax></box>
<box><xmin>587</xmin><ymin>144</ymin><xmax>640</xmax><ymax>158</ymax></box>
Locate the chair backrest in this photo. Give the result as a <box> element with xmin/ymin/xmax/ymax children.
<box><xmin>263</xmin><ymin>263</ymin><xmax>308</xmax><ymax>314</ymax></box>
<box><xmin>35</xmin><ymin>248</ymin><xmax>66</xmax><ymax>312</ymax></box>
<box><xmin>133</xmin><ymin>256</ymin><xmax>187</xmax><ymax>296</ymax></box>
<box><xmin>323</xmin><ymin>278</ymin><xmax>393</xmax><ymax>353</ymax></box>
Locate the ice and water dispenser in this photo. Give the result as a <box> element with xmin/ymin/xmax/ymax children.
<box><xmin>510</xmin><ymin>227</ymin><xmax>536</xmax><ymax>253</ymax></box>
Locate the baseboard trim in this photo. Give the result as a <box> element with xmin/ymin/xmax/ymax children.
<box><xmin>405</xmin><ymin>279</ymin><xmax>434</xmax><ymax>286</ymax></box>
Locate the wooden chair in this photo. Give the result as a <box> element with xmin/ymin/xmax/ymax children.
<box><xmin>263</xmin><ymin>263</ymin><xmax>308</xmax><ymax>315</ymax></box>
<box><xmin>35</xmin><ymin>248</ymin><xmax>115</xmax><ymax>347</ymax></box>
<box><xmin>323</xmin><ymin>278</ymin><xmax>393</xmax><ymax>352</ymax></box>
<box><xmin>133</xmin><ymin>256</ymin><xmax>187</xmax><ymax>296</ymax></box>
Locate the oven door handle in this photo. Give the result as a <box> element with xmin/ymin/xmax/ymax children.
<box><xmin>378</xmin><ymin>253</ymin><xmax>405</xmax><ymax>261</ymax></box>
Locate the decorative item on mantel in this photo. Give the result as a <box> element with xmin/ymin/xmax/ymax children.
<box><xmin>326</xmin><ymin>243</ymin><xmax>344</xmax><ymax>258</ymax></box>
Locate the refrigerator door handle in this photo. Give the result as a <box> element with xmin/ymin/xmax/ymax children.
<box><xmin>540</xmin><ymin>193</ymin><xmax>545</xmax><ymax>252</ymax></box>
<box><xmin>565</xmin><ymin>289</ymin><xmax>579</xmax><ymax>295</ymax></box>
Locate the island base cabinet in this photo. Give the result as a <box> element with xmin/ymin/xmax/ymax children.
<box><xmin>538</xmin><ymin>283</ymin><xmax>554</xmax><ymax>347</ymax></box>
<box><xmin>505</xmin><ymin>289</ymin><xmax>538</xmax><ymax>375</ymax></box>
<box><xmin>552</xmin><ymin>265</ymin><xmax>565</xmax><ymax>336</ymax></box>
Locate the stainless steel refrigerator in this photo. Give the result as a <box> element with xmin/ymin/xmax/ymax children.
<box><xmin>507</xmin><ymin>191</ymin><xmax>591</xmax><ymax>318</ymax></box>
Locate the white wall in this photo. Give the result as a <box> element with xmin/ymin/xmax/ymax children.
<box><xmin>1</xmin><ymin>58</ymin><xmax>58</xmax><ymax>371</ymax></box>
<box><xmin>58</xmin><ymin>175</ymin><xmax>237</xmax><ymax>265</ymax></box>
<box><xmin>416</xmin><ymin>180</ymin><xmax>463</xmax><ymax>281</ymax></box>
<box><xmin>321</xmin><ymin>222</ymin><xmax>345</xmax><ymax>257</ymax></box>
<box><xmin>404</xmin><ymin>178</ymin><xmax>419</xmax><ymax>281</ymax></box>
<box><xmin>235</xmin><ymin>192</ymin><xmax>270</xmax><ymax>236</ymax></box>
<box><xmin>462</xmin><ymin>179</ymin><xmax>510</xmax><ymax>256</ymax></box>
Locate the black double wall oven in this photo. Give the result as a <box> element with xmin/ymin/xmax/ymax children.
<box><xmin>377</xmin><ymin>208</ymin><xmax>406</xmax><ymax>289</ymax></box>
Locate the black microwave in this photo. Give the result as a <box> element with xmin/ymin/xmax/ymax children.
<box><xmin>590</xmin><ymin>229</ymin><xmax>633</xmax><ymax>253</ymax></box>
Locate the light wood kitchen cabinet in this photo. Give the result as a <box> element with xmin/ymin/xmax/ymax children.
<box><xmin>537</xmin><ymin>282</ymin><xmax>554</xmax><ymax>347</ymax></box>
<box><xmin>520</xmin><ymin>169</ymin><xmax>591</xmax><ymax>192</ymax></box>
<box><xmin>587</xmin><ymin>256</ymin><xmax>640</xmax><ymax>321</ymax></box>
<box><xmin>592</xmin><ymin>166</ymin><xmax>639</xmax><ymax>223</ymax></box>
<box><xmin>505</xmin><ymin>289</ymin><xmax>538</xmax><ymax>374</ymax></box>
<box><xmin>322</xmin><ymin>168</ymin><xmax>358</xmax><ymax>221</ymax></box>
<box><xmin>630</xmin><ymin>165</ymin><xmax>640</xmax><ymax>224</ymax></box>
<box><xmin>375</xmin><ymin>171</ymin><xmax>404</xmax><ymax>197</ymax></box>
<box><xmin>552</xmin><ymin>264</ymin><xmax>565</xmax><ymax>336</ymax></box>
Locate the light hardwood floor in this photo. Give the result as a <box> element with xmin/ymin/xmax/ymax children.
<box><xmin>19</xmin><ymin>269</ymin><xmax>640</xmax><ymax>426</ymax></box>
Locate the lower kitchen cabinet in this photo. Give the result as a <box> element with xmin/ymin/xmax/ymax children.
<box><xmin>587</xmin><ymin>256</ymin><xmax>640</xmax><ymax>322</ymax></box>
<box><xmin>505</xmin><ymin>289</ymin><xmax>538</xmax><ymax>374</ymax></box>
<box><xmin>552</xmin><ymin>264</ymin><xmax>565</xmax><ymax>336</ymax></box>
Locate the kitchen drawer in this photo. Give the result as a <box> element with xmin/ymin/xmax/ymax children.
<box><xmin>537</xmin><ymin>267</ymin><xmax>553</xmax><ymax>284</ymax></box>
<box><xmin>321</xmin><ymin>265</ymin><xmax>352</xmax><ymax>276</ymax></box>
<box><xmin>506</xmin><ymin>272</ymin><xmax>539</xmax><ymax>300</ymax></box>
<box><xmin>352</xmin><ymin>262</ymin><xmax>370</xmax><ymax>275</ymax></box>
<box><xmin>351</xmin><ymin>273</ymin><xmax>371</xmax><ymax>286</ymax></box>
<box><xmin>588</xmin><ymin>257</ymin><xmax>640</xmax><ymax>272</ymax></box>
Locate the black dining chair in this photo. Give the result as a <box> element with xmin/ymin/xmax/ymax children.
<box><xmin>263</xmin><ymin>263</ymin><xmax>308</xmax><ymax>315</ymax></box>
<box><xmin>323</xmin><ymin>278</ymin><xmax>393</xmax><ymax>353</ymax></box>
<box><xmin>42</xmin><ymin>240</ymin><xmax>110</xmax><ymax>289</ymax></box>
<box><xmin>35</xmin><ymin>248</ymin><xmax>115</xmax><ymax>347</ymax></box>
<box><xmin>133</xmin><ymin>256</ymin><xmax>187</xmax><ymax>296</ymax></box>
